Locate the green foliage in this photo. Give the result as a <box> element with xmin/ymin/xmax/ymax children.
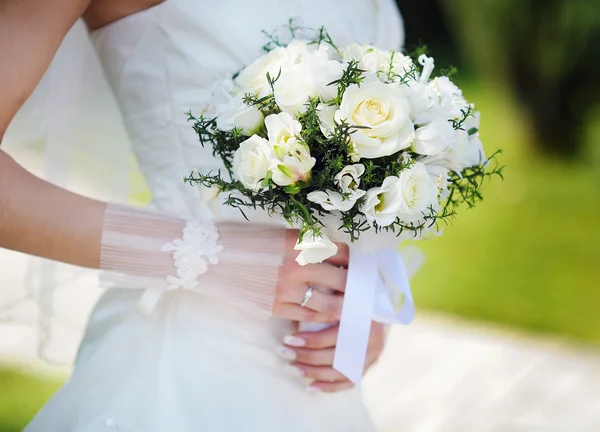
<box><xmin>0</xmin><ymin>368</ymin><xmax>64</xmax><ymax>432</ymax></box>
<box><xmin>186</xmin><ymin>25</ymin><xmax>502</xmax><ymax>243</ymax></box>
<box><xmin>413</xmin><ymin>82</ymin><xmax>600</xmax><ymax>343</ymax></box>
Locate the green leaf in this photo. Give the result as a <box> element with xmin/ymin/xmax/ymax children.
<box><xmin>284</xmin><ymin>184</ymin><xmax>302</xmax><ymax>194</ymax></box>
<box><xmin>277</xmin><ymin>164</ymin><xmax>295</xmax><ymax>179</ymax></box>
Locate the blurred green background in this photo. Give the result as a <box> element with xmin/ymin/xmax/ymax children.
<box><xmin>2</xmin><ymin>1</ymin><xmax>599</xmax><ymax>430</ymax></box>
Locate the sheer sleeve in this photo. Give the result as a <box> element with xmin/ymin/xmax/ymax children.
<box><xmin>100</xmin><ymin>204</ymin><xmax>286</xmax><ymax>317</ymax></box>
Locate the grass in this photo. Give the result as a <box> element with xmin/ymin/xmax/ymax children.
<box><xmin>0</xmin><ymin>367</ymin><xmax>63</xmax><ymax>432</ymax></box>
<box><xmin>411</xmin><ymin>81</ymin><xmax>600</xmax><ymax>343</ymax></box>
<box><xmin>1</xmin><ymin>83</ymin><xmax>599</xmax><ymax>429</ymax></box>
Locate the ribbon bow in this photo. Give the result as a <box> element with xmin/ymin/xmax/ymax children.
<box><xmin>333</xmin><ymin>247</ymin><xmax>415</xmax><ymax>385</ymax></box>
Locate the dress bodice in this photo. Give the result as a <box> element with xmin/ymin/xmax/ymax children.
<box><xmin>91</xmin><ymin>0</ymin><xmax>404</xmax><ymax>220</ymax></box>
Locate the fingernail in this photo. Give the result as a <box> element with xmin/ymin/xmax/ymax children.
<box><xmin>283</xmin><ymin>365</ymin><xmax>305</xmax><ymax>378</ymax></box>
<box><xmin>305</xmin><ymin>386</ymin><xmax>322</xmax><ymax>394</ymax></box>
<box><xmin>283</xmin><ymin>335</ymin><xmax>306</xmax><ymax>347</ymax></box>
<box><xmin>275</xmin><ymin>345</ymin><xmax>297</xmax><ymax>361</ymax></box>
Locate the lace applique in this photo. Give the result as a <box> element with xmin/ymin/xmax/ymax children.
<box><xmin>161</xmin><ymin>220</ymin><xmax>224</xmax><ymax>291</ymax></box>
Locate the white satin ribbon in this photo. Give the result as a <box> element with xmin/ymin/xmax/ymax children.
<box><xmin>333</xmin><ymin>247</ymin><xmax>415</xmax><ymax>385</ymax></box>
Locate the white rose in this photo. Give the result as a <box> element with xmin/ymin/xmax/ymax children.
<box><xmin>232</xmin><ymin>135</ymin><xmax>272</xmax><ymax>191</ymax></box>
<box><xmin>216</xmin><ymin>93</ymin><xmax>264</xmax><ymax>135</ymax></box>
<box><xmin>265</xmin><ymin>112</ymin><xmax>302</xmax><ymax>148</ymax></box>
<box><xmin>403</xmin><ymin>61</ymin><xmax>468</xmax><ymax>126</ymax></box>
<box><xmin>412</xmin><ymin>117</ymin><xmax>457</xmax><ymax>156</ymax></box>
<box><xmin>455</xmin><ymin>130</ymin><xmax>486</xmax><ymax>169</ymax></box>
<box><xmin>236</xmin><ymin>47</ymin><xmax>289</xmax><ymax>98</ymax></box>
<box><xmin>274</xmin><ymin>47</ymin><xmax>344</xmax><ymax>115</ymax></box>
<box><xmin>425</xmin><ymin>163</ymin><xmax>450</xmax><ymax>201</ymax></box>
<box><xmin>200</xmin><ymin>185</ymin><xmax>221</xmax><ymax>215</ymax></box>
<box><xmin>336</xmin><ymin>164</ymin><xmax>365</xmax><ymax>194</ymax></box>
<box><xmin>421</xmin><ymin>129</ymin><xmax>486</xmax><ymax>173</ymax></box>
<box><xmin>307</xmin><ymin>164</ymin><xmax>366</xmax><ymax>211</ymax></box>
<box><xmin>430</xmin><ymin>76</ymin><xmax>468</xmax><ymax>120</ymax></box>
<box><xmin>464</xmin><ymin>110</ymin><xmax>481</xmax><ymax>135</ymax></box>
<box><xmin>396</xmin><ymin>162</ymin><xmax>440</xmax><ymax>222</ymax></box>
<box><xmin>403</xmin><ymin>80</ymin><xmax>438</xmax><ymax>125</ymax></box>
<box><xmin>335</xmin><ymin>79</ymin><xmax>415</xmax><ymax>159</ymax></box>
<box><xmin>294</xmin><ymin>230</ymin><xmax>338</xmax><ymax>265</ymax></box>
<box><xmin>360</xmin><ymin>176</ymin><xmax>404</xmax><ymax>227</ymax></box>
<box><xmin>316</xmin><ymin>103</ymin><xmax>337</xmax><ymax>137</ymax></box>
<box><xmin>342</xmin><ymin>44</ymin><xmax>413</xmax><ymax>82</ymax></box>
<box><xmin>271</xmin><ymin>141</ymin><xmax>316</xmax><ymax>186</ymax></box>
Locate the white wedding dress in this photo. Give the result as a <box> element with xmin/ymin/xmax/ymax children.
<box><xmin>24</xmin><ymin>1</ymin><xmax>405</xmax><ymax>430</ymax></box>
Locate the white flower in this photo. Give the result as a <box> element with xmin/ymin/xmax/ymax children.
<box><xmin>232</xmin><ymin>135</ymin><xmax>273</xmax><ymax>191</ymax></box>
<box><xmin>464</xmin><ymin>110</ymin><xmax>481</xmax><ymax>135</ymax></box>
<box><xmin>430</xmin><ymin>76</ymin><xmax>468</xmax><ymax>120</ymax></box>
<box><xmin>307</xmin><ymin>164</ymin><xmax>366</xmax><ymax>211</ymax></box>
<box><xmin>336</xmin><ymin>79</ymin><xmax>415</xmax><ymax>159</ymax></box>
<box><xmin>271</xmin><ymin>141</ymin><xmax>316</xmax><ymax>187</ymax></box>
<box><xmin>421</xmin><ymin>129</ymin><xmax>486</xmax><ymax>173</ymax></box>
<box><xmin>200</xmin><ymin>185</ymin><xmax>221</xmax><ymax>215</ymax></box>
<box><xmin>274</xmin><ymin>46</ymin><xmax>343</xmax><ymax>116</ymax></box>
<box><xmin>395</xmin><ymin>162</ymin><xmax>440</xmax><ymax>222</ymax></box>
<box><xmin>425</xmin><ymin>163</ymin><xmax>450</xmax><ymax>201</ymax></box>
<box><xmin>455</xmin><ymin>130</ymin><xmax>486</xmax><ymax>168</ymax></box>
<box><xmin>316</xmin><ymin>103</ymin><xmax>337</xmax><ymax>137</ymax></box>
<box><xmin>265</xmin><ymin>112</ymin><xmax>302</xmax><ymax>148</ymax></box>
<box><xmin>216</xmin><ymin>92</ymin><xmax>264</xmax><ymax>135</ymax></box>
<box><xmin>403</xmin><ymin>80</ymin><xmax>438</xmax><ymax>125</ymax></box>
<box><xmin>342</xmin><ymin>44</ymin><xmax>413</xmax><ymax>82</ymax></box>
<box><xmin>265</xmin><ymin>112</ymin><xmax>315</xmax><ymax>186</ymax></box>
<box><xmin>294</xmin><ymin>230</ymin><xmax>338</xmax><ymax>265</ymax></box>
<box><xmin>402</xmin><ymin>57</ymin><xmax>469</xmax><ymax>126</ymax></box>
<box><xmin>360</xmin><ymin>176</ymin><xmax>404</xmax><ymax>227</ymax></box>
<box><xmin>236</xmin><ymin>46</ymin><xmax>289</xmax><ymax>98</ymax></box>
<box><xmin>336</xmin><ymin>164</ymin><xmax>366</xmax><ymax>195</ymax></box>
<box><xmin>412</xmin><ymin>117</ymin><xmax>457</xmax><ymax>156</ymax></box>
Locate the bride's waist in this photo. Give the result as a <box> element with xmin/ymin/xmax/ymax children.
<box><xmin>89</xmin><ymin>288</ymin><xmax>290</xmax><ymax>350</ymax></box>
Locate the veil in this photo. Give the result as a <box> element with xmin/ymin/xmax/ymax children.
<box><xmin>0</xmin><ymin>20</ymin><xmax>144</xmax><ymax>368</ymax></box>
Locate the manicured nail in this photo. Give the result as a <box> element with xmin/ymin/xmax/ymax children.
<box><xmin>275</xmin><ymin>345</ymin><xmax>297</xmax><ymax>361</ymax></box>
<box><xmin>283</xmin><ymin>335</ymin><xmax>306</xmax><ymax>347</ymax></box>
<box><xmin>283</xmin><ymin>365</ymin><xmax>305</xmax><ymax>378</ymax></box>
<box><xmin>305</xmin><ymin>386</ymin><xmax>322</xmax><ymax>394</ymax></box>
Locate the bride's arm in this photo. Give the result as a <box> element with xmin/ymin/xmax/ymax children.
<box><xmin>0</xmin><ymin>0</ymin><xmax>347</xmax><ymax>323</ymax></box>
<box><xmin>0</xmin><ymin>0</ymin><xmax>98</xmax><ymax>267</ymax></box>
<box><xmin>0</xmin><ymin>152</ymin><xmax>105</xmax><ymax>267</ymax></box>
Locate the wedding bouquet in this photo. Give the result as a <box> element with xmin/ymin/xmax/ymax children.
<box><xmin>186</xmin><ymin>24</ymin><xmax>502</xmax><ymax>383</ymax></box>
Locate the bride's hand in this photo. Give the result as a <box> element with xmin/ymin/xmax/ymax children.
<box><xmin>277</xmin><ymin>322</ymin><xmax>386</xmax><ymax>393</ymax></box>
<box><xmin>271</xmin><ymin>231</ymin><xmax>349</xmax><ymax>323</ymax></box>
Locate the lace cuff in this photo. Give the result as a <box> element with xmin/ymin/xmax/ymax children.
<box><xmin>100</xmin><ymin>204</ymin><xmax>286</xmax><ymax>317</ymax></box>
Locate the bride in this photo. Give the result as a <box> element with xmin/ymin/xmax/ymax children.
<box><xmin>0</xmin><ymin>0</ymin><xmax>407</xmax><ymax>430</ymax></box>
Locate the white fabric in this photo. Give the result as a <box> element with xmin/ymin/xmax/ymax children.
<box><xmin>99</xmin><ymin>204</ymin><xmax>286</xmax><ymax>318</ymax></box>
<box><xmin>335</xmin><ymin>247</ymin><xmax>415</xmax><ymax>385</ymax></box>
<box><xmin>18</xmin><ymin>1</ymin><xmax>406</xmax><ymax>430</ymax></box>
<box><xmin>1</xmin><ymin>20</ymin><xmax>136</xmax><ymax>365</ymax></box>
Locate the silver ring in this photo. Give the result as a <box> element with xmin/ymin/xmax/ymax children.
<box><xmin>300</xmin><ymin>285</ymin><xmax>314</xmax><ymax>308</ymax></box>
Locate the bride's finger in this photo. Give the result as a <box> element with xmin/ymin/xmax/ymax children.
<box><xmin>272</xmin><ymin>303</ymin><xmax>338</xmax><ymax>323</ymax></box>
<box><xmin>297</xmin><ymin>264</ymin><xmax>347</xmax><ymax>292</ymax></box>
<box><xmin>309</xmin><ymin>380</ymin><xmax>355</xmax><ymax>393</ymax></box>
<box><xmin>296</xmin><ymin>288</ymin><xmax>343</xmax><ymax>316</ymax></box>
<box><xmin>324</xmin><ymin>243</ymin><xmax>349</xmax><ymax>268</ymax></box>
<box><xmin>284</xmin><ymin>324</ymin><xmax>340</xmax><ymax>349</ymax></box>
<box><xmin>278</xmin><ymin>283</ymin><xmax>343</xmax><ymax>316</ymax></box>
<box><xmin>289</xmin><ymin>347</ymin><xmax>335</xmax><ymax>366</ymax></box>
<box><xmin>288</xmin><ymin>363</ymin><xmax>346</xmax><ymax>382</ymax></box>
